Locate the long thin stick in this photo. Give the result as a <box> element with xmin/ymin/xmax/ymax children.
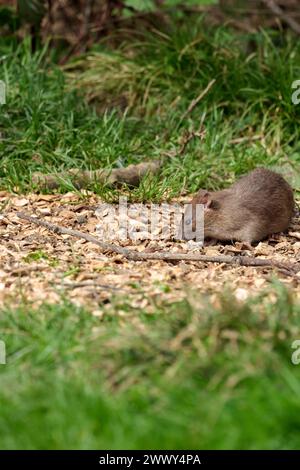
<box><xmin>17</xmin><ymin>212</ymin><xmax>297</xmax><ymax>273</ymax></box>
<box><xmin>180</xmin><ymin>79</ymin><xmax>216</xmax><ymax>123</ymax></box>
<box><xmin>262</xmin><ymin>0</ymin><xmax>300</xmax><ymax>35</ymax></box>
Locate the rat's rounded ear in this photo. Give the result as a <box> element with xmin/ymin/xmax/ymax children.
<box><xmin>196</xmin><ymin>190</ymin><xmax>212</xmax><ymax>209</ymax></box>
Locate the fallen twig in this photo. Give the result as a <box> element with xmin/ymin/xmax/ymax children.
<box><xmin>9</xmin><ymin>265</ymin><xmax>47</xmax><ymax>276</ymax></box>
<box><xmin>177</xmin><ymin>123</ymin><xmax>206</xmax><ymax>156</ymax></box>
<box><xmin>180</xmin><ymin>79</ymin><xmax>216</xmax><ymax>123</ymax></box>
<box><xmin>164</xmin><ymin>122</ymin><xmax>206</xmax><ymax>158</ymax></box>
<box><xmin>229</xmin><ymin>135</ymin><xmax>262</xmax><ymax>145</ymax></box>
<box><xmin>17</xmin><ymin>212</ymin><xmax>298</xmax><ymax>275</ymax></box>
<box><xmin>31</xmin><ymin>160</ymin><xmax>162</xmax><ymax>190</ymax></box>
<box><xmin>61</xmin><ymin>281</ymin><xmax>123</xmax><ymax>291</ymax></box>
<box><xmin>261</xmin><ymin>0</ymin><xmax>300</xmax><ymax>35</ymax></box>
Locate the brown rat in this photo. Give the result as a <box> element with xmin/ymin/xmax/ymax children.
<box><xmin>183</xmin><ymin>168</ymin><xmax>294</xmax><ymax>244</ymax></box>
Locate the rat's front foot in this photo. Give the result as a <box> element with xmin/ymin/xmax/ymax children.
<box><xmin>236</xmin><ymin>241</ymin><xmax>253</xmax><ymax>251</ymax></box>
<box><xmin>204</xmin><ymin>238</ymin><xmax>218</xmax><ymax>246</ymax></box>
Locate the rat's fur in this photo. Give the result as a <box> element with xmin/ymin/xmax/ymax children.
<box><xmin>184</xmin><ymin>168</ymin><xmax>294</xmax><ymax>244</ymax></box>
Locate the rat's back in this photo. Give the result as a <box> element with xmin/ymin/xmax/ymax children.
<box><xmin>233</xmin><ymin>168</ymin><xmax>293</xmax><ymax>202</ymax></box>
<box><xmin>232</xmin><ymin>167</ymin><xmax>294</xmax><ymax>239</ymax></box>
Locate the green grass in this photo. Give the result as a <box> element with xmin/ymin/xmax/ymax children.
<box><xmin>1</xmin><ymin>20</ymin><xmax>300</xmax><ymax>198</ymax></box>
<box><xmin>1</xmin><ymin>13</ymin><xmax>300</xmax><ymax>449</ymax></box>
<box><xmin>1</xmin><ymin>283</ymin><xmax>300</xmax><ymax>449</ymax></box>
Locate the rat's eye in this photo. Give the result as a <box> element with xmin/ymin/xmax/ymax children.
<box><xmin>185</xmin><ymin>218</ymin><xmax>192</xmax><ymax>226</ymax></box>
